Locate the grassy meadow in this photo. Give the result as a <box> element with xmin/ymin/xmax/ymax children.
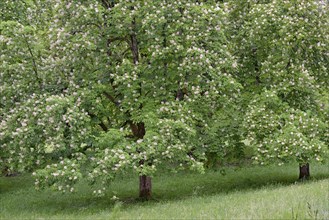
<box><xmin>0</xmin><ymin>163</ymin><xmax>328</xmax><ymax>219</ymax></box>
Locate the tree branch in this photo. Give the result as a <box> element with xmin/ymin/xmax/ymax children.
<box><xmin>102</xmin><ymin>91</ymin><xmax>120</xmax><ymax>106</ymax></box>
<box><xmin>100</xmin><ymin>0</ymin><xmax>115</xmax><ymax>9</ymax></box>
<box><xmin>87</xmin><ymin>112</ymin><xmax>108</xmax><ymax>132</ymax></box>
<box><xmin>23</xmin><ymin>34</ymin><xmax>42</xmax><ymax>89</ymax></box>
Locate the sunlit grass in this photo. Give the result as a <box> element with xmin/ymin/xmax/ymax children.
<box><xmin>0</xmin><ymin>162</ymin><xmax>328</xmax><ymax>219</ymax></box>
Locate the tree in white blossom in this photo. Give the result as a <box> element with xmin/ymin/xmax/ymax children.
<box><xmin>227</xmin><ymin>0</ymin><xmax>329</xmax><ymax>179</ymax></box>
<box><xmin>0</xmin><ymin>0</ymin><xmax>240</xmax><ymax>198</ymax></box>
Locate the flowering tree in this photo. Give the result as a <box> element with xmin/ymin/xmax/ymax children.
<box><xmin>228</xmin><ymin>0</ymin><xmax>329</xmax><ymax>179</ymax></box>
<box><xmin>0</xmin><ymin>0</ymin><xmax>239</xmax><ymax>198</ymax></box>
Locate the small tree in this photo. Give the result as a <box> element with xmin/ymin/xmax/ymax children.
<box><xmin>243</xmin><ymin>91</ymin><xmax>328</xmax><ymax>179</ymax></box>
<box><xmin>228</xmin><ymin>0</ymin><xmax>329</xmax><ymax>179</ymax></box>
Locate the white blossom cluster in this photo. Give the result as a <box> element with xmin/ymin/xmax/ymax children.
<box><xmin>33</xmin><ymin>156</ymin><xmax>84</xmax><ymax>192</ymax></box>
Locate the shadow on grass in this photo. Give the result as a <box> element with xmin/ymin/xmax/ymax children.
<box><xmin>0</xmin><ymin>174</ymin><xmax>34</xmax><ymax>193</ymax></box>
<box><xmin>149</xmin><ymin>163</ymin><xmax>329</xmax><ymax>201</ymax></box>
<box><xmin>1</xmin><ymin>162</ymin><xmax>328</xmax><ymax>216</ymax></box>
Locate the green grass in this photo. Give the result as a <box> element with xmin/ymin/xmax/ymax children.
<box><xmin>0</xmin><ymin>163</ymin><xmax>328</xmax><ymax>219</ymax></box>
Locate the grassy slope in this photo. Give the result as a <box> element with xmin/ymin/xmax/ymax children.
<box><xmin>0</xmin><ymin>163</ymin><xmax>328</xmax><ymax>219</ymax></box>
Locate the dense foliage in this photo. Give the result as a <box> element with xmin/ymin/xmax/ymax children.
<box><xmin>227</xmin><ymin>0</ymin><xmax>329</xmax><ymax>165</ymax></box>
<box><xmin>1</xmin><ymin>0</ymin><xmax>328</xmax><ymax>197</ymax></box>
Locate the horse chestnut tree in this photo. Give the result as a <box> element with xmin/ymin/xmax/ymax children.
<box><xmin>0</xmin><ymin>0</ymin><xmax>239</xmax><ymax>199</ymax></box>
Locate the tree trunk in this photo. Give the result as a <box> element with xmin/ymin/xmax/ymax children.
<box><xmin>139</xmin><ymin>175</ymin><xmax>152</xmax><ymax>200</ymax></box>
<box><xmin>130</xmin><ymin>122</ymin><xmax>150</xmax><ymax>199</ymax></box>
<box><xmin>299</xmin><ymin>163</ymin><xmax>310</xmax><ymax>180</ymax></box>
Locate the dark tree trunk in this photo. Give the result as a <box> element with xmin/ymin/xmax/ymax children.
<box><xmin>139</xmin><ymin>175</ymin><xmax>152</xmax><ymax>200</ymax></box>
<box><xmin>128</xmin><ymin>13</ymin><xmax>152</xmax><ymax>200</ymax></box>
<box><xmin>130</xmin><ymin>122</ymin><xmax>145</xmax><ymax>139</ymax></box>
<box><xmin>129</xmin><ymin>122</ymin><xmax>151</xmax><ymax>199</ymax></box>
<box><xmin>299</xmin><ymin>163</ymin><xmax>310</xmax><ymax>180</ymax></box>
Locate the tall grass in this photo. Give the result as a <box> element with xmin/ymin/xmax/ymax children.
<box><xmin>0</xmin><ymin>162</ymin><xmax>328</xmax><ymax>219</ymax></box>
